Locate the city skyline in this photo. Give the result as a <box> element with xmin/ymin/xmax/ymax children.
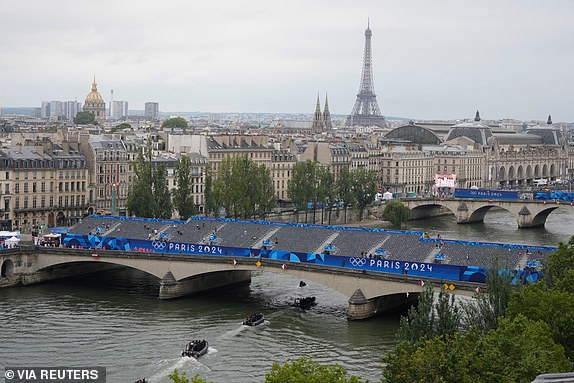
<box><xmin>0</xmin><ymin>0</ymin><xmax>573</xmax><ymax>121</ymax></box>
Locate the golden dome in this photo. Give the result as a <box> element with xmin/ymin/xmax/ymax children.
<box><xmin>85</xmin><ymin>76</ymin><xmax>104</xmax><ymax>104</ymax></box>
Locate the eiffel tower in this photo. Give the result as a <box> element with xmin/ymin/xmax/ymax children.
<box><xmin>346</xmin><ymin>21</ymin><xmax>387</xmax><ymax>128</ymax></box>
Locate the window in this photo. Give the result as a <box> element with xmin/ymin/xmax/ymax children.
<box><xmin>15</xmin><ymin>184</ymin><xmax>19</xmax><ymax>194</ymax></box>
<box><xmin>33</xmin><ymin>182</ymin><xmax>37</xmax><ymax>193</ymax></box>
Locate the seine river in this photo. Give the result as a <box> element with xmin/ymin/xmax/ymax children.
<box><xmin>1</xmin><ymin>209</ymin><xmax>573</xmax><ymax>383</ymax></box>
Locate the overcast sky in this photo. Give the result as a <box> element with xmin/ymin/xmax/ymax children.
<box><xmin>0</xmin><ymin>0</ymin><xmax>572</xmax><ymax>121</ymax></box>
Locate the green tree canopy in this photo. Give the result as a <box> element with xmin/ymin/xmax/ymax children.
<box><xmin>169</xmin><ymin>369</ymin><xmax>210</xmax><ymax>383</ymax></box>
<box><xmin>382</xmin><ymin>200</ymin><xmax>411</xmax><ymax>227</ymax></box>
<box><xmin>507</xmin><ymin>283</ymin><xmax>574</xmax><ymax>360</ymax></box>
<box><xmin>73</xmin><ymin>111</ymin><xmax>96</xmax><ymax>125</ymax></box>
<box><xmin>126</xmin><ymin>139</ymin><xmax>172</xmax><ymax>219</ymax></box>
<box><xmin>265</xmin><ymin>357</ymin><xmax>364</xmax><ymax>383</ymax></box>
<box><xmin>336</xmin><ymin>167</ymin><xmax>355</xmax><ymax>223</ymax></box>
<box><xmin>350</xmin><ymin>168</ymin><xmax>377</xmax><ymax>220</ymax></box>
<box><xmin>173</xmin><ymin>155</ymin><xmax>197</xmax><ymax>219</ymax></box>
<box><xmin>544</xmin><ymin>236</ymin><xmax>574</xmax><ymax>293</ymax></box>
<box><xmin>211</xmin><ymin>156</ymin><xmax>274</xmax><ymax>219</ymax></box>
<box><xmin>111</xmin><ymin>123</ymin><xmax>131</xmax><ymax>133</ymax></box>
<box><xmin>162</xmin><ymin>117</ymin><xmax>188</xmax><ymax>129</ymax></box>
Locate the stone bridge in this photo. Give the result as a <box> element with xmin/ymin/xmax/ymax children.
<box><xmin>402</xmin><ymin>198</ymin><xmax>570</xmax><ymax>228</ymax></box>
<box><xmin>0</xmin><ymin>246</ymin><xmax>481</xmax><ymax>320</ymax></box>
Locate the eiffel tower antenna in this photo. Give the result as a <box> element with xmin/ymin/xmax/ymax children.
<box><xmin>346</xmin><ymin>21</ymin><xmax>387</xmax><ymax>128</ymax></box>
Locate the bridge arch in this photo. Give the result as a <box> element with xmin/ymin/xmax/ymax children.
<box><xmin>409</xmin><ymin>202</ymin><xmax>458</xmax><ymax>220</ymax></box>
<box><xmin>530</xmin><ymin>206</ymin><xmax>560</xmax><ymax>227</ymax></box>
<box><xmin>1</xmin><ymin>259</ymin><xmax>14</xmax><ymax>278</ymax></box>
<box><xmin>466</xmin><ymin>204</ymin><xmax>514</xmax><ymax>223</ymax></box>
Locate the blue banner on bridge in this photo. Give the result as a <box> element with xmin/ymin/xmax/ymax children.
<box><xmin>454</xmin><ymin>188</ymin><xmax>519</xmax><ymax>200</ymax></box>
<box><xmin>61</xmin><ymin>233</ymin><xmax>498</xmax><ymax>284</ymax></box>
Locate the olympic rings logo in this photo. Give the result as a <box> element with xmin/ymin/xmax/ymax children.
<box><xmin>152</xmin><ymin>241</ymin><xmax>167</xmax><ymax>250</ymax></box>
<box><xmin>349</xmin><ymin>257</ymin><xmax>366</xmax><ymax>267</ymax></box>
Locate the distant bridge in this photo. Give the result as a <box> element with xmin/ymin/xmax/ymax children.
<box><xmin>402</xmin><ymin>197</ymin><xmax>572</xmax><ymax>228</ymax></box>
<box><xmin>0</xmin><ymin>246</ymin><xmax>482</xmax><ymax>320</ymax></box>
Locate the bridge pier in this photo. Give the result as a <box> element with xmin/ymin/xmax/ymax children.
<box><xmin>159</xmin><ymin>270</ymin><xmax>252</xmax><ymax>299</ymax></box>
<box><xmin>347</xmin><ymin>288</ymin><xmax>419</xmax><ymax>320</ymax></box>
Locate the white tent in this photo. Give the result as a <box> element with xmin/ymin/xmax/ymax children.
<box><xmin>383</xmin><ymin>191</ymin><xmax>394</xmax><ymax>201</ymax></box>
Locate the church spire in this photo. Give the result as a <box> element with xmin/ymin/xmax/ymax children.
<box><xmin>312</xmin><ymin>93</ymin><xmax>323</xmax><ymax>132</ymax></box>
<box><xmin>92</xmin><ymin>75</ymin><xmax>97</xmax><ymax>92</ymax></box>
<box><xmin>547</xmin><ymin>114</ymin><xmax>552</xmax><ymax>125</ymax></box>
<box><xmin>474</xmin><ymin>110</ymin><xmax>481</xmax><ymax>122</ymax></box>
<box><xmin>323</xmin><ymin>93</ymin><xmax>332</xmax><ymax>130</ymax></box>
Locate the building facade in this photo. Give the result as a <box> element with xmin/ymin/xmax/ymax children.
<box><xmin>144</xmin><ymin>102</ymin><xmax>159</xmax><ymax>121</ymax></box>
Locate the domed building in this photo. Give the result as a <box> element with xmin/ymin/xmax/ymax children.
<box><xmin>83</xmin><ymin>77</ymin><xmax>105</xmax><ymax>120</ymax></box>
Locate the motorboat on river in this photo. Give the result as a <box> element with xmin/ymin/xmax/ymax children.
<box><xmin>182</xmin><ymin>339</ymin><xmax>209</xmax><ymax>358</ymax></box>
<box><xmin>243</xmin><ymin>313</ymin><xmax>265</xmax><ymax>326</ymax></box>
<box><xmin>293</xmin><ymin>296</ymin><xmax>316</xmax><ymax>309</ymax></box>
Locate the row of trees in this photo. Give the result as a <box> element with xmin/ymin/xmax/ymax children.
<box><xmin>204</xmin><ymin>156</ymin><xmax>275</xmax><ymax>219</ymax></box>
<box><xmin>127</xmin><ymin>148</ymin><xmax>382</xmax><ymax>222</ymax></box>
<box><xmin>127</xmin><ymin>140</ymin><xmax>197</xmax><ymax>219</ymax></box>
<box><xmin>287</xmin><ymin>161</ymin><xmax>378</xmax><ymax>224</ymax></box>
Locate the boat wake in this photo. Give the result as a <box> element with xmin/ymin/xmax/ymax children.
<box><xmin>147</xmin><ymin>356</ymin><xmax>207</xmax><ymax>382</ymax></box>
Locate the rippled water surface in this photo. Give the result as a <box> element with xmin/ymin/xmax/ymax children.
<box><xmin>1</xmin><ymin>209</ymin><xmax>572</xmax><ymax>383</ymax></box>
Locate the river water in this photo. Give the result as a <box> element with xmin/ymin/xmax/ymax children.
<box><xmin>1</xmin><ymin>209</ymin><xmax>573</xmax><ymax>383</ymax></box>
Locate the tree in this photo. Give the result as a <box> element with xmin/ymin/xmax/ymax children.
<box><xmin>265</xmin><ymin>357</ymin><xmax>364</xmax><ymax>383</ymax></box>
<box><xmin>473</xmin><ymin>315</ymin><xmax>570</xmax><ymax>383</ymax></box>
<box><xmin>255</xmin><ymin>164</ymin><xmax>275</xmax><ymax>219</ymax></box>
<box><xmin>350</xmin><ymin>168</ymin><xmax>377</xmax><ymax>220</ymax></box>
<box><xmin>462</xmin><ymin>264</ymin><xmax>513</xmax><ymax>332</ymax></box>
<box><xmin>212</xmin><ymin>156</ymin><xmax>275</xmax><ymax>219</ymax></box>
<box><xmin>507</xmin><ymin>283</ymin><xmax>574</xmax><ymax>360</ymax></box>
<box><xmin>398</xmin><ymin>285</ymin><xmax>460</xmax><ymax>345</ymax></box>
<box><xmin>152</xmin><ymin>163</ymin><xmax>173</xmax><ymax>219</ymax></box>
<box><xmin>336</xmin><ymin>167</ymin><xmax>354</xmax><ymax>224</ymax></box>
<box><xmin>127</xmin><ymin>139</ymin><xmax>172</xmax><ymax>218</ymax></box>
<box><xmin>288</xmin><ymin>161</ymin><xmax>318</xmax><ymax>223</ymax></box>
<box><xmin>169</xmin><ymin>369</ymin><xmax>211</xmax><ymax>383</ymax></box>
<box><xmin>173</xmin><ymin>155</ymin><xmax>197</xmax><ymax>219</ymax></box>
<box><xmin>162</xmin><ymin>117</ymin><xmax>188</xmax><ymax>129</ymax></box>
<box><xmin>111</xmin><ymin>123</ymin><xmax>131</xmax><ymax>133</ymax></box>
<box><xmin>127</xmin><ymin>141</ymin><xmax>155</xmax><ymax>218</ymax></box>
<box><xmin>382</xmin><ymin>200</ymin><xmax>410</xmax><ymax>228</ymax></box>
<box><xmin>398</xmin><ymin>284</ymin><xmax>435</xmax><ymax>344</ymax></box>
<box><xmin>384</xmin><ymin>316</ymin><xmax>570</xmax><ymax>383</ymax></box>
<box><xmin>203</xmin><ymin>171</ymin><xmax>217</xmax><ymax>217</ymax></box>
<box><xmin>383</xmin><ymin>331</ymin><xmax>479</xmax><ymax>383</ymax></box>
<box><xmin>74</xmin><ymin>111</ymin><xmax>96</xmax><ymax>125</ymax></box>
<box><xmin>544</xmin><ymin>235</ymin><xmax>574</xmax><ymax>293</ymax></box>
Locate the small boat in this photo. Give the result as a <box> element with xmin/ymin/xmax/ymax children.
<box><xmin>293</xmin><ymin>296</ymin><xmax>316</xmax><ymax>309</ymax></box>
<box><xmin>243</xmin><ymin>313</ymin><xmax>265</xmax><ymax>326</ymax></box>
<box><xmin>182</xmin><ymin>339</ymin><xmax>209</xmax><ymax>358</ymax></box>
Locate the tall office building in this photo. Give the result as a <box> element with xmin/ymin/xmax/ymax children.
<box><xmin>144</xmin><ymin>102</ymin><xmax>159</xmax><ymax>121</ymax></box>
<box><xmin>41</xmin><ymin>100</ymin><xmax>81</xmax><ymax>121</ymax></box>
<box><xmin>111</xmin><ymin>101</ymin><xmax>129</xmax><ymax>120</ymax></box>
<box><xmin>64</xmin><ymin>101</ymin><xmax>82</xmax><ymax>121</ymax></box>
